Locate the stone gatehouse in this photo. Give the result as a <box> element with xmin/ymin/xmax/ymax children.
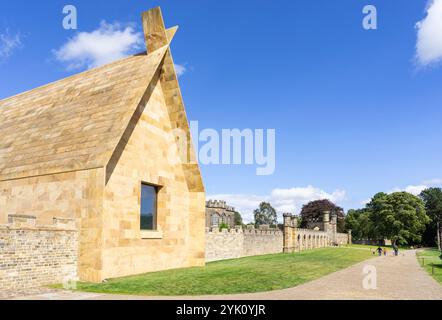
<box><xmin>0</xmin><ymin>7</ymin><xmax>205</xmax><ymax>289</ymax></box>
<box><xmin>283</xmin><ymin>211</ymin><xmax>352</xmax><ymax>253</ymax></box>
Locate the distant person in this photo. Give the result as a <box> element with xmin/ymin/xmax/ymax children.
<box><xmin>393</xmin><ymin>243</ymin><xmax>399</xmax><ymax>256</ymax></box>
<box><xmin>376</xmin><ymin>246</ymin><xmax>383</xmax><ymax>256</ymax></box>
<box><xmin>384</xmin><ymin>248</ymin><xmax>388</xmax><ymax>256</ymax></box>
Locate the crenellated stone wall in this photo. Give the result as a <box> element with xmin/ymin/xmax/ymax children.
<box><xmin>243</xmin><ymin>227</ymin><xmax>284</xmax><ymax>257</ymax></box>
<box><xmin>0</xmin><ymin>215</ymin><xmax>78</xmax><ymax>291</ymax></box>
<box><xmin>205</xmin><ymin>226</ymin><xmax>283</xmax><ymax>262</ymax></box>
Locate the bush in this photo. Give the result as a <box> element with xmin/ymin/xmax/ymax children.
<box><xmin>219</xmin><ymin>223</ymin><xmax>229</xmax><ymax>231</ymax></box>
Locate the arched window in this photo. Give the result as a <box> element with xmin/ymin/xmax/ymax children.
<box><xmin>211</xmin><ymin>214</ymin><xmax>219</xmax><ymax>226</ymax></box>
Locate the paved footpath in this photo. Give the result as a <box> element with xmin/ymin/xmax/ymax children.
<box><xmin>9</xmin><ymin>250</ymin><xmax>442</xmax><ymax>300</ymax></box>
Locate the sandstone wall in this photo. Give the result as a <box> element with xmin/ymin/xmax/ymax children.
<box><xmin>205</xmin><ymin>229</ymin><xmax>243</xmax><ymax>262</ymax></box>
<box><xmin>0</xmin><ymin>168</ymin><xmax>104</xmax><ymax>283</ymax></box>
<box><xmin>0</xmin><ymin>215</ymin><xmax>78</xmax><ymax>291</ymax></box>
<box><xmin>205</xmin><ymin>227</ymin><xmax>283</xmax><ymax>262</ymax></box>
<box><xmin>243</xmin><ymin>229</ymin><xmax>283</xmax><ymax>257</ymax></box>
<box><xmin>102</xmin><ymin>79</ymin><xmax>205</xmax><ymax>279</ymax></box>
<box><xmin>335</xmin><ymin>232</ymin><xmax>350</xmax><ymax>245</ymax></box>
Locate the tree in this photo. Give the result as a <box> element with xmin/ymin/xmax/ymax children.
<box><xmin>420</xmin><ymin>188</ymin><xmax>442</xmax><ymax>250</ymax></box>
<box><xmin>345</xmin><ymin>209</ymin><xmax>374</xmax><ymax>240</ymax></box>
<box><xmin>367</xmin><ymin>192</ymin><xmax>429</xmax><ymax>245</ymax></box>
<box><xmin>254</xmin><ymin>202</ymin><xmax>277</xmax><ymax>227</ymax></box>
<box><xmin>234</xmin><ymin>211</ymin><xmax>243</xmax><ymax>226</ymax></box>
<box><xmin>300</xmin><ymin>199</ymin><xmax>345</xmax><ymax>232</ymax></box>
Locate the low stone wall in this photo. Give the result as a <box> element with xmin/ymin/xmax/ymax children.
<box><xmin>205</xmin><ymin>226</ymin><xmax>283</xmax><ymax>262</ymax></box>
<box><xmin>335</xmin><ymin>232</ymin><xmax>351</xmax><ymax>246</ymax></box>
<box><xmin>0</xmin><ymin>215</ymin><xmax>78</xmax><ymax>291</ymax></box>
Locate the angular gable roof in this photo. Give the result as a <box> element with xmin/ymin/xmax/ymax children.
<box><xmin>0</xmin><ymin>46</ymin><xmax>168</xmax><ymax>181</ymax></box>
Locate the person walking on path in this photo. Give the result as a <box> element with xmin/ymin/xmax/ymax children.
<box><xmin>376</xmin><ymin>246</ymin><xmax>383</xmax><ymax>256</ymax></box>
<box><xmin>393</xmin><ymin>242</ymin><xmax>399</xmax><ymax>256</ymax></box>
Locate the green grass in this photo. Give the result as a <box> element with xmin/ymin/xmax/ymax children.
<box><xmin>347</xmin><ymin>244</ymin><xmax>390</xmax><ymax>251</ymax></box>
<box><xmin>66</xmin><ymin>247</ymin><xmax>374</xmax><ymax>296</ymax></box>
<box><xmin>417</xmin><ymin>248</ymin><xmax>442</xmax><ymax>284</ymax></box>
<box><xmin>347</xmin><ymin>244</ymin><xmax>411</xmax><ymax>250</ymax></box>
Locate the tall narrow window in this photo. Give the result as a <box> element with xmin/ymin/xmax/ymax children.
<box><xmin>141</xmin><ymin>184</ymin><xmax>158</xmax><ymax>231</ymax></box>
<box><xmin>211</xmin><ymin>214</ymin><xmax>219</xmax><ymax>226</ymax></box>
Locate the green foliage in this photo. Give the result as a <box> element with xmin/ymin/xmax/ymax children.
<box><xmin>420</xmin><ymin>188</ymin><xmax>442</xmax><ymax>221</ymax></box>
<box><xmin>345</xmin><ymin>209</ymin><xmax>374</xmax><ymax>240</ymax></box>
<box><xmin>233</xmin><ymin>211</ymin><xmax>243</xmax><ymax>226</ymax></box>
<box><xmin>346</xmin><ymin>192</ymin><xmax>429</xmax><ymax>245</ymax></box>
<box><xmin>420</xmin><ymin>188</ymin><xmax>442</xmax><ymax>249</ymax></box>
<box><xmin>254</xmin><ymin>202</ymin><xmax>277</xmax><ymax>227</ymax></box>
<box><xmin>219</xmin><ymin>223</ymin><xmax>229</xmax><ymax>231</ymax></box>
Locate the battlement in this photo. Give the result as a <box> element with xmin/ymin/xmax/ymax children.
<box><xmin>1</xmin><ymin>214</ymin><xmax>76</xmax><ymax>231</ymax></box>
<box><xmin>206</xmin><ymin>225</ymin><xmax>282</xmax><ymax>236</ymax></box>
<box><xmin>0</xmin><ymin>215</ymin><xmax>78</xmax><ymax>291</ymax></box>
<box><xmin>206</xmin><ymin>200</ymin><xmax>235</xmax><ymax>212</ymax></box>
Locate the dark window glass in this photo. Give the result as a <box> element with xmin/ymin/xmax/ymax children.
<box><xmin>141</xmin><ymin>184</ymin><xmax>157</xmax><ymax>230</ymax></box>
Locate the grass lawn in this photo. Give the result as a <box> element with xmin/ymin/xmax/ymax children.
<box><xmin>347</xmin><ymin>244</ymin><xmax>411</xmax><ymax>251</ymax></box>
<box><xmin>416</xmin><ymin>248</ymin><xmax>442</xmax><ymax>284</ymax></box>
<box><xmin>68</xmin><ymin>247</ymin><xmax>374</xmax><ymax>296</ymax></box>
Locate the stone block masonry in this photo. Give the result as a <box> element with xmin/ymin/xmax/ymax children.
<box><xmin>205</xmin><ymin>226</ymin><xmax>283</xmax><ymax>262</ymax></box>
<box><xmin>0</xmin><ymin>215</ymin><xmax>78</xmax><ymax>291</ymax></box>
<box><xmin>206</xmin><ymin>212</ymin><xmax>352</xmax><ymax>262</ymax></box>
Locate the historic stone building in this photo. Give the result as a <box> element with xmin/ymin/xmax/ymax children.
<box><xmin>205</xmin><ymin>200</ymin><xmax>236</xmax><ymax>228</ymax></box>
<box><xmin>0</xmin><ymin>7</ymin><xmax>205</xmax><ymax>289</ymax></box>
<box><xmin>283</xmin><ymin>211</ymin><xmax>352</xmax><ymax>253</ymax></box>
<box><xmin>303</xmin><ymin>208</ymin><xmax>345</xmax><ymax>232</ymax></box>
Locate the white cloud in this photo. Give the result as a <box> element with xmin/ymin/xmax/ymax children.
<box><xmin>415</xmin><ymin>0</ymin><xmax>442</xmax><ymax>67</ymax></box>
<box><xmin>0</xmin><ymin>30</ymin><xmax>21</xmax><ymax>58</ymax></box>
<box><xmin>404</xmin><ymin>185</ymin><xmax>428</xmax><ymax>195</ymax></box>
<box><xmin>208</xmin><ymin>186</ymin><xmax>346</xmax><ymax>223</ymax></box>
<box><xmin>389</xmin><ymin>185</ymin><xmax>426</xmax><ymax>196</ymax></box>
<box><xmin>54</xmin><ymin>21</ymin><xmax>143</xmax><ymax>70</ymax></box>
<box><xmin>174</xmin><ymin>64</ymin><xmax>186</xmax><ymax>77</ymax></box>
<box><xmin>389</xmin><ymin>178</ymin><xmax>442</xmax><ymax>196</ymax></box>
<box><xmin>422</xmin><ymin>178</ymin><xmax>442</xmax><ymax>185</ymax></box>
<box><xmin>361</xmin><ymin>198</ymin><xmax>371</xmax><ymax>206</ymax></box>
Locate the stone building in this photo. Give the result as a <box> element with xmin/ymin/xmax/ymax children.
<box><xmin>205</xmin><ymin>200</ymin><xmax>236</xmax><ymax>228</ymax></box>
<box><xmin>0</xmin><ymin>7</ymin><xmax>205</xmax><ymax>287</ymax></box>
<box><xmin>283</xmin><ymin>211</ymin><xmax>352</xmax><ymax>253</ymax></box>
<box><xmin>303</xmin><ymin>208</ymin><xmax>345</xmax><ymax>232</ymax></box>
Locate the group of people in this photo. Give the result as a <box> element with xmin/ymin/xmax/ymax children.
<box><xmin>374</xmin><ymin>245</ymin><xmax>399</xmax><ymax>257</ymax></box>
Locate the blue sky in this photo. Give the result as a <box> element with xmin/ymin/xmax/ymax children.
<box><xmin>1</xmin><ymin>0</ymin><xmax>442</xmax><ymax>221</ymax></box>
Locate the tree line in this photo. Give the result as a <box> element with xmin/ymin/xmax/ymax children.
<box><xmin>346</xmin><ymin>188</ymin><xmax>442</xmax><ymax>248</ymax></box>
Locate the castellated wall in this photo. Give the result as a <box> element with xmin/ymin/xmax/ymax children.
<box><xmin>0</xmin><ymin>215</ymin><xmax>78</xmax><ymax>291</ymax></box>
<box><xmin>243</xmin><ymin>228</ymin><xmax>284</xmax><ymax>257</ymax></box>
<box><xmin>205</xmin><ymin>227</ymin><xmax>283</xmax><ymax>262</ymax></box>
